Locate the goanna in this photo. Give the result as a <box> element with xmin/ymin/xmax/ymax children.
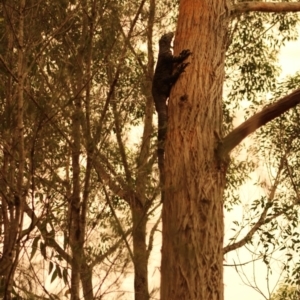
<box><xmin>152</xmin><ymin>32</ymin><xmax>191</xmax><ymax>201</ymax></box>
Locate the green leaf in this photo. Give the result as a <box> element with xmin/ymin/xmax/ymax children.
<box><xmin>51</xmin><ymin>269</ymin><xmax>58</xmax><ymax>283</ymax></box>
<box><xmin>30</xmin><ymin>236</ymin><xmax>40</xmax><ymax>261</ymax></box>
<box><xmin>49</xmin><ymin>261</ymin><xmax>54</xmax><ymax>275</ymax></box>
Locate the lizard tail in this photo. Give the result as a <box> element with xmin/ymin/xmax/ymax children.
<box><xmin>157</xmin><ymin>108</ymin><xmax>167</xmax><ymax>202</ymax></box>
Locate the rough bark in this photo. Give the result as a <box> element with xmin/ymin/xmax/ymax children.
<box><xmin>161</xmin><ymin>1</ymin><xmax>229</xmax><ymax>299</ymax></box>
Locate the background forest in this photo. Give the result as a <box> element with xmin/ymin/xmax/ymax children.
<box><xmin>1</xmin><ymin>0</ymin><xmax>300</xmax><ymax>299</ymax></box>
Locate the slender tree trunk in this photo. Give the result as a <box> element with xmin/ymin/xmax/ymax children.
<box><xmin>69</xmin><ymin>27</ymin><xmax>84</xmax><ymax>300</ymax></box>
<box><xmin>69</xmin><ymin>1</ymin><xmax>96</xmax><ymax>298</ymax></box>
<box><xmin>80</xmin><ymin>261</ymin><xmax>93</xmax><ymax>300</ymax></box>
<box><xmin>131</xmin><ymin>1</ymin><xmax>155</xmax><ymax>298</ymax></box>
<box><xmin>0</xmin><ymin>1</ymin><xmax>26</xmax><ymax>298</ymax></box>
<box><xmin>7</xmin><ymin>1</ymin><xmax>26</xmax><ymax>298</ymax></box>
<box><xmin>161</xmin><ymin>1</ymin><xmax>229</xmax><ymax>299</ymax></box>
<box><xmin>132</xmin><ymin>203</ymin><xmax>149</xmax><ymax>300</ymax></box>
<box><xmin>79</xmin><ymin>2</ymin><xmax>95</xmax><ymax>299</ymax></box>
<box><xmin>69</xmin><ymin>93</ymin><xmax>82</xmax><ymax>300</ymax></box>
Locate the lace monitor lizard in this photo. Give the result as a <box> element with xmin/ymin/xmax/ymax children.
<box><xmin>152</xmin><ymin>32</ymin><xmax>191</xmax><ymax>201</ymax></box>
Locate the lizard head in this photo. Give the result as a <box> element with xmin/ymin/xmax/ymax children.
<box><xmin>159</xmin><ymin>32</ymin><xmax>174</xmax><ymax>50</ymax></box>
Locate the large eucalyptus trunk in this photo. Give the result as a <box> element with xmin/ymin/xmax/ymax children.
<box><xmin>161</xmin><ymin>1</ymin><xmax>229</xmax><ymax>299</ymax></box>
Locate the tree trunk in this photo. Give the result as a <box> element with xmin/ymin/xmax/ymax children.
<box><xmin>161</xmin><ymin>1</ymin><xmax>229</xmax><ymax>299</ymax></box>
<box><xmin>69</xmin><ymin>93</ymin><xmax>82</xmax><ymax>300</ymax></box>
<box><xmin>80</xmin><ymin>261</ymin><xmax>93</xmax><ymax>300</ymax></box>
<box><xmin>132</xmin><ymin>202</ymin><xmax>149</xmax><ymax>300</ymax></box>
<box><xmin>0</xmin><ymin>0</ymin><xmax>26</xmax><ymax>298</ymax></box>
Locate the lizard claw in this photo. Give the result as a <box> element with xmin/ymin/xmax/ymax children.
<box><xmin>179</xmin><ymin>49</ymin><xmax>192</xmax><ymax>59</ymax></box>
<box><xmin>178</xmin><ymin>62</ymin><xmax>190</xmax><ymax>73</ymax></box>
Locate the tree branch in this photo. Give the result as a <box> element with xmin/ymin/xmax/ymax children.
<box><xmin>223</xmin><ymin>204</ymin><xmax>270</xmax><ymax>254</ymax></box>
<box><xmin>93</xmin><ymin>157</ymin><xmax>134</xmax><ymax>203</ymax></box>
<box><xmin>147</xmin><ymin>213</ymin><xmax>161</xmax><ymax>259</ymax></box>
<box><xmin>23</xmin><ymin>202</ymin><xmax>71</xmax><ymax>264</ymax></box>
<box><xmin>102</xmin><ymin>185</ymin><xmax>134</xmax><ymax>262</ymax></box>
<box><xmin>90</xmin><ymin>228</ymin><xmax>132</xmax><ymax>268</ymax></box>
<box><xmin>233</xmin><ymin>2</ymin><xmax>300</xmax><ymax>14</ymax></box>
<box><xmin>223</xmin><ymin>153</ymin><xmax>286</xmax><ymax>254</ymax></box>
<box><xmin>218</xmin><ymin>88</ymin><xmax>300</xmax><ymax>159</ymax></box>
